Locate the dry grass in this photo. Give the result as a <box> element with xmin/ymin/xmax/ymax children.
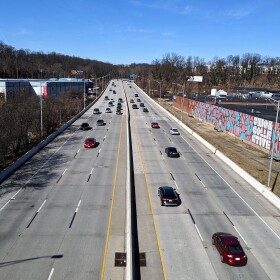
<box><xmin>160</xmin><ymin>101</ymin><xmax>280</xmax><ymax>198</ymax></box>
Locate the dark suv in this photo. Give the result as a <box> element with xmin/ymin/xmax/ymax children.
<box><xmin>165</xmin><ymin>147</ymin><xmax>180</xmax><ymax>158</ymax></box>
<box><xmin>158</xmin><ymin>186</ymin><xmax>180</xmax><ymax>206</ymax></box>
<box><xmin>80</xmin><ymin>122</ymin><xmax>92</xmax><ymax>130</ymax></box>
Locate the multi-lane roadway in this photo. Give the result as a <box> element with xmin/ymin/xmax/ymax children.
<box><xmin>0</xmin><ymin>79</ymin><xmax>279</xmax><ymax>280</ymax></box>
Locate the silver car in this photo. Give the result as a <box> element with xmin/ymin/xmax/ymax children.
<box><xmin>169</xmin><ymin>128</ymin><xmax>180</xmax><ymax>135</ymax></box>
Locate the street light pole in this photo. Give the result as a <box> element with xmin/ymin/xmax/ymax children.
<box><xmin>172</xmin><ymin>82</ymin><xmax>184</xmax><ymax>121</ymax></box>
<box><xmin>83</xmin><ymin>78</ymin><xmax>86</xmax><ymax>109</ymax></box>
<box><xmin>154</xmin><ymin>80</ymin><xmax>161</xmax><ymax>99</ymax></box>
<box><xmin>40</xmin><ymin>83</ymin><xmax>43</xmax><ymax>138</ymax></box>
<box><xmin>181</xmin><ymin>80</ymin><xmax>186</xmax><ymax>121</ymax></box>
<box><xmin>268</xmin><ymin>100</ymin><xmax>280</xmax><ymax>187</ymax></box>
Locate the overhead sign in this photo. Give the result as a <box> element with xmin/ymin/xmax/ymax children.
<box><xmin>130</xmin><ymin>73</ymin><xmax>135</xmax><ymax>79</ymax></box>
<box><xmin>187</xmin><ymin>76</ymin><xmax>203</xmax><ymax>82</ymax></box>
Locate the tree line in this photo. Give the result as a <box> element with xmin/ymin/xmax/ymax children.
<box><xmin>134</xmin><ymin>53</ymin><xmax>280</xmax><ymax>96</ymax></box>
<box><xmin>1</xmin><ymin>41</ymin><xmax>280</xmax><ymax>171</ymax></box>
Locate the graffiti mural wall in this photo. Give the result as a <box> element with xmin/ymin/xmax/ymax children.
<box><xmin>174</xmin><ymin>97</ymin><xmax>280</xmax><ymax>154</ymax></box>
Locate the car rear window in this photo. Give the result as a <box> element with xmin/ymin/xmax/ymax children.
<box><xmin>163</xmin><ymin>188</ymin><xmax>176</xmax><ymax>198</ymax></box>
<box><xmin>228</xmin><ymin>245</ymin><xmax>243</xmax><ymax>254</ymax></box>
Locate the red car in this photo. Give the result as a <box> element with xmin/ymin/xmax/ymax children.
<box><xmin>212</xmin><ymin>232</ymin><xmax>247</xmax><ymax>266</ymax></box>
<box><xmin>151</xmin><ymin>122</ymin><xmax>160</xmax><ymax>128</ymax></box>
<box><xmin>84</xmin><ymin>138</ymin><xmax>96</xmax><ymax>148</ymax></box>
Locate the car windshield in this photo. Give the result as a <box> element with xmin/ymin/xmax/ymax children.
<box><xmin>81</xmin><ymin>123</ymin><xmax>89</xmax><ymax>127</ymax></box>
<box><xmin>86</xmin><ymin>139</ymin><xmax>95</xmax><ymax>143</ymax></box>
<box><xmin>163</xmin><ymin>188</ymin><xmax>176</xmax><ymax>199</ymax></box>
<box><xmin>172</xmin><ymin>128</ymin><xmax>178</xmax><ymax>132</ymax></box>
<box><xmin>169</xmin><ymin>147</ymin><xmax>177</xmax><ymax>152</ymax></box>
<box><xmin>228</xmin><ymin>245</ymin><xmax>243</xmax><ymax>254</ymax></box>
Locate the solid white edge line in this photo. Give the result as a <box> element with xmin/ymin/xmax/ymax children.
<box><xmin>11</xmin><ymin>188</ymin><xmax>22</xmax><ymax>199</ymax></box>
<box><xmin>194</xmin><ymin>224</ymin><xmax>204</xmax><ymax>242</ymax></box>
<box><xmin>90</xmin><ymin>168</ymin><xmax>94</xmax><ymax>174</ymax></box>
<box><xmin>77</xmin><ymin>148</ymin><xmax>80</xmax><ymax>153</ymax></box>
<box><xmin>0</xmin><ymin>200</ymin><xmax>11</xmax><ymax>212</ymax></box>
<box><xmin>47</xmin><ymin>268</ymin><xmax>54</xmax><ymax>280</ymax></box>
<box><xmin>62</xmin><ymin>168</ymin><xmax>67</xmax><ymax>176</ymax></box>
<box><xmin>180</xmin><ymin>135</ymin><xmax>280</xmax><ymax>241</ymax></box>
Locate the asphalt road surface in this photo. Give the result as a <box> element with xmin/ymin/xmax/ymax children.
<box><xmin>0</xmin><ymin>79</ymin><xmax>279</xmax><ymax>280</ymax></box>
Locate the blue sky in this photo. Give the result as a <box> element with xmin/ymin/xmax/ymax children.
<box><xmin>1</xmin><ymin>0</ymin><xmax>279</xmax><ymax>65</ymax></box>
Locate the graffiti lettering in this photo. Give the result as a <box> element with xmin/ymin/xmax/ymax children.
<box><xmin>252</xmin><ymin>135</ymin><xmax>271</xmax><ymax>149</ymax></box>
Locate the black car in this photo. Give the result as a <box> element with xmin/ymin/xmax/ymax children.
<box><xmin>118</xmin><ymin>98</ymin><xmax>123</xmax><ymax>103</ymax></box>
<box><xmin>165</xmin><ymin>147</ymin><xmax>180</xmax><ymax>158</ymax></box>
<box><xmin>96</xmin><ymin>119</ymin><xmax>105</xmax><ymax>126</ymax></box>
<box><xmin>132</xmin><ymin>104</ymin><xmax>138</xmax><ymax>109</ymax></box>
<box><xmin>113</xmin><ymin>90</ymin><xmax>116</xmax><ymax>94</ymax></box>
<box><xmin>116</xmin><ymin>108</ymin><xmax>122</xmax><ymax>115</ymax></box>
<box><xmin>80</xmin><ymin>122</ymin><xmax>92</xmax><ymax>130</ymax></box>
<box><xmin>140</xmin><ymin>103</ymin><xmax>145</xmax><ymax>107</ymax></box>
<box><xmin>135</xmin><ymin>94</ymin><xmax>139</xmax><ymax>97</ymax></box>
<box><xmin>137</xmin><ymin>98</ymin><xmax>141</xmax><ymax>102</ymax></box>
<box><xmin>143</xmin><ymin>108</ymin><xmax>149</xmax><ymax>112</ymax></box>
<box><xmin>158</xmin><ymin>186</ymin><xmax>180</xmax><ymax>206</ymax></box>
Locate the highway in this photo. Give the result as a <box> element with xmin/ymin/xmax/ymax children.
<box><xmin>0</xmin><ymin>79</ymin><xmax>279</xmax><ymax>279</ymax></box>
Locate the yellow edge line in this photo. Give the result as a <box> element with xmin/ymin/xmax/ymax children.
<box><xmin>100</xmin><ymin>110</ymin><xmax>124</xmax><ymax>280</ymax></box>
<box><xmin>131</xmin><ymin>112</ymin><xmax>168</xmax><ymax>279</ymax></box>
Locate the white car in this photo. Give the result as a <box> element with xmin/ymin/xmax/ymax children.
<box><xmin>105</xmin><ymin>108</ymin><xmax>112</xmax><ymax>113</ymax></box>
<box><xmin>170</xmin><ymin>128</ymin><xmax>180</xmax><ymax>135</ymax></box>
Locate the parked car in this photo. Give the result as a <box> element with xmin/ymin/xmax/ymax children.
<box><xmin>137</xmin><ymin>98</ymin><xmax>141</xmax><ymax>102</ymax></box>
<box><xmin>116</xmin><ymin>108</ymin><xmax>122</xmax><ymax>115</ymax></box>
<box><xmin>212</xmin><ymin>232</ymin><xmax>247</xmax><ymax>266</ymax></box>
<box><xmin>104</xmin><ymin>96</ymin><xmax>109</xmax><ymax>100</ymax></box>
<box><xmin>108</xmin><ymin>101</ymin><xmax>114</xmax><ymax>107</ymax></box>
<box><xmin>140</xmin><ymin>103</ymin><xmax>145</xmax><ymax>107</ymax></box>
<box><xmin>118</xmin><ymin>98</ymin><xmax>123</xmax><ymax>103</ymax></box>
<box><xmin>170</xmin><ymin>128</ymin><xmax>180</xmax><ymax>135</ymax></box>
<box><xmin>96</xmin><ymin>119</ymin><xmax>105</xmax><ymax>126</ymax></box>
<box><xmin>132</xmin><ymin>104</ymin><xmax>138</xmax><ymax>109</ymax></box>
<box><xmin>135</xmin><ymin>93</ymin><xmax>139</xmax><ymax>97</ymax></box>
<box><xmin>93</xmin><ymin>108</ymin><xmax>101</xmax><ymax>114</ymax></box>
<box><xmin>80</xmin><ymin>122</ymin><xmax>92</xmax><ymax>130</ymax></box>
<box><xmin>143</xmin><ymin>108</ymin><xmax>149</xmax><ymax>113</ymax></box>
<box><xmin>105</xmin><ymin>108</ymin><xmax>112</xmax><ymax>113</ymax></box>
<box><xmin>158</xmin><ymin>186</ymin><xmax>180</xmax><ymax>206</ymax></box>
<box><xmin>84</xmin><ymin>137</ymin><xmax>96</xmax><ymax>148</ymax></box>
<box><xmin>165</xmin><ymin>147</ymin><xmax>180</xmax><ymax>157</ymax></box>
<box><xmin>130</xmin><ymin>99</ymin><xmax>135</xmax><ymax>103</ymax></box>
<box><xmin>151</xmin><ymin>122</ymin><xmax>160</xmax><ymax>128</ymax></box>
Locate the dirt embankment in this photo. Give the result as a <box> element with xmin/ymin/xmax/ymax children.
<box><xmin>159</xmin><ymin>101</ymin><xmax>280</xmax><ymax>198</ymax></box>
